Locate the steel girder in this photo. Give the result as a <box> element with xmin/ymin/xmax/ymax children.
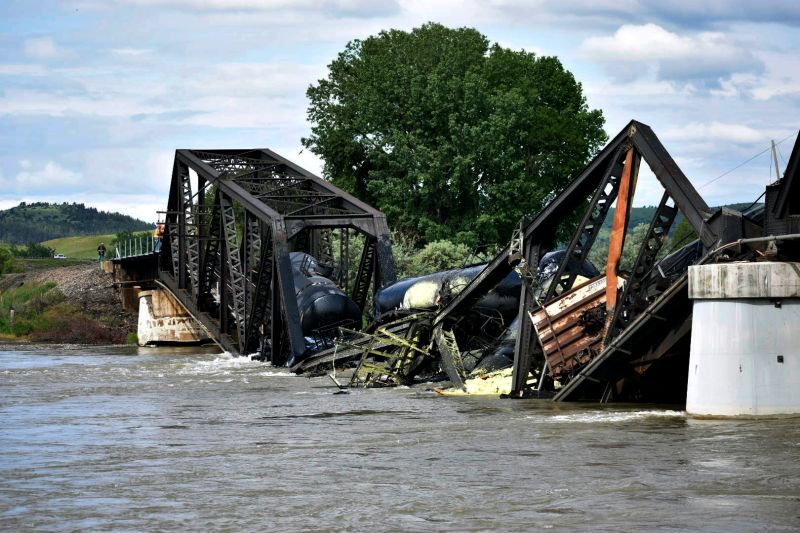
<box><xmin>160</xmin><ymin>148</ymin><xmax>396</xmax><ymax>364</ymax></box>
<box><xmin>430</xmin><ymin>120</ymin><xmax>741</xmax><ymax>398</ymax></box>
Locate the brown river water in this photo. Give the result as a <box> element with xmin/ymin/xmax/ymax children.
<box><xmin>1</xmin><ymin>346</ymin><xmax>799</xmax><ymax>532</ymax></box>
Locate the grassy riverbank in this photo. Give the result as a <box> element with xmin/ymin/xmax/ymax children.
<box><xmin>0</xmin><ymin>282</ymin><xmax>61</xmax><ymax>336</ymax></box>
<box><xmin>0</xmin><ymin>263</ymin><xmax>137</xmax><ymax>344</ymax></box>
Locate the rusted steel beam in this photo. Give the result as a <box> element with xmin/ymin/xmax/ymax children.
<box><xmin>544</xmin><ymin>144</ymin><xmax>627</xmax><ymax>301</ymax></box>
<box><xmin>605</xmin><ymin>146</ymin><xmax>639</xmax><ymax>312</ymax></box>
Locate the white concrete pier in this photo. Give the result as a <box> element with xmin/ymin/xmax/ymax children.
<box><xmin>687</xmin><ymin>262</ymin><xmax>800</xmax><ymax>416</ymax></box>
<box><xmin>138</xmin><ymin>289</ymin><xmax>210</xmax><ymax>346</ymax></box>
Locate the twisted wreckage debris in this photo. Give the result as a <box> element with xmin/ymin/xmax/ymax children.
<box><xmin>291</xmin><ymin>119</ymin><xmax>782</xmax><ymax>402</ymax></box>
<box><xmin>150</xmin><ymin>120</ymin><xmax>793</xmax><ymax>403</ymax></box>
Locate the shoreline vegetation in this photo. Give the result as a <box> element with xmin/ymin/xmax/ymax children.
<box><xmin>0</xmin><ymin>259</ymin><xmax>138</xmax><ymax>345</ymax></box>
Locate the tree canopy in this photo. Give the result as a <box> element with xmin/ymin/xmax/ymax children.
<box><xmin>303</xmin><ymin>23</ymin><xmax>607</xmax><ymax>248</ymax></box>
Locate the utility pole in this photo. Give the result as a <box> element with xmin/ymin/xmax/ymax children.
<box><xmin>771</xmin><ymin>140</ymin><xmax>783</xmax><ymax>182</ymax></box>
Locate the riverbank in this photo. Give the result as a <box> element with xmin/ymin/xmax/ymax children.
<box><xmin>0</xmin><ymin>262</ymin><xmax>137</xmax><ymax>344</ymax></box>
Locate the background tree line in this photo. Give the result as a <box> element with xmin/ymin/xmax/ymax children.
<box><xmin>0</xmin><ymin>202</ymin><xmax>151</xmax><ymax>244</ymax></box>
<box><xmin>304</xmin><ymin>22</ymin><xmax>607</xmax><ymax>255</ymax></box>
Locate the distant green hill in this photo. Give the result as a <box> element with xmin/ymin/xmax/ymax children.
<box><xmin>0</xmin><ymin>202</ymin><xmax>151</xmax><ymax>244</ymax></box>
<box><xmin>601</xmin><ymin>203</ymin><xmax>761</xmax><ymax>234</ymax></box>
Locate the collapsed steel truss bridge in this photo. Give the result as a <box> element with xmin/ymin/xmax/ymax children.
<box><xmin>114</xmin><ymin>119</ymin><xmax>797</xmax><ymax>403</ymax></box>
<box><xmin>430</xmin><ymin>120</ymin><xmax>762</xmax><ymax>400</ymax></box>
<box><xmin>159</xmin><ymin>148</ymin><xmax>396</xmax><ymax>365</ymax></box>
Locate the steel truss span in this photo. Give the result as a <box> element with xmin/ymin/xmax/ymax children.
<box><xmin>431</xmin><ymin>120</ymin><xmax>763</xmax><ymax>400</ymax></box>
<box><xmin>161</xmin><ymin>148</ymin><xmax>396</xmax><ymax>366</ymax></box>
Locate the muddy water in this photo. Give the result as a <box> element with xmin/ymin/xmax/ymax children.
<box><xmin>1</xmin><ymin>346</ymin><xmax>799</xmax><ymax>532</ymax></box>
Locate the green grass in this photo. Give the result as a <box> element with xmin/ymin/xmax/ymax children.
<box><xmin>0</xmin><ymin>281</ymin><xmax>125</xmax><ymax>342</ymax></box>
<box><xmin>41</xmin><ymin>233</ymin><xmax>117</xmax><ymax>259</ymax></box>
<box><xmin>0</xmin><ymin>282</ymin><xmax>64</xmax><ymax>336</ymax></box>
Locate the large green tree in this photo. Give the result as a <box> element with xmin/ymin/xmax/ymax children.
<box><xmin>303</xmin><ymin>23</ymin><xmax>607</xmax><ymax>248</ymax></box>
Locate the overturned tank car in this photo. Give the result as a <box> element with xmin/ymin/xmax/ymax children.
<box><xmin>293</xmin><ymin>251</ymin><xmax>599</xmax><ymax>388</ymax></box>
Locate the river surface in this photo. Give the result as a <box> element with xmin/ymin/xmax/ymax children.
<box><xmin>1</xmin><ymin>346</ymin><xmax>798</xmax><ymax>532</ymax></box>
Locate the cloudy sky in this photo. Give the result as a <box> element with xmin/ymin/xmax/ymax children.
<box><xmin>1</xmin><ymin>0</ymin><xmax>798</xmax><ymax>222</ymax></box>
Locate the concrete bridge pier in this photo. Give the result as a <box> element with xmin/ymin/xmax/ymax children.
<box><xmin>137</xmin><ymin>289</ymin><xmax>210</xmax><ymax>346</ymax></box>
<box><xmin>687</xmin><ymin>262</ymin><xmax>800</xmax><ymax>416</ymax></box>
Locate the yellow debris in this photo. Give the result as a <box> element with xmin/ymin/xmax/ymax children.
<box><xmin>435</xmin><ymin>367</ymin><xmax>536</xmax><ymax>396</ymax></box>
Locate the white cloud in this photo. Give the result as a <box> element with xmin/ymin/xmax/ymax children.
<box><xmin>584</xmin><ymin>79</ymin><xmax>691</xmax><ymax>98</ymax></box>
<box><xmin>184</xmin><ymin>62</ymin><xmax>323</xmax><ymax>99</ymax></box>
<box><xmin>0</xmin><ymin>64</ymin><xmax>47</xmax><ymax>76</ymax></box>
<box><xmin>662</xmin><ymin>121</ymin><xmax>765</xmax><ymax>145</ymax></box>
<box><xmin>111</xmin><ymin>47</ymin><xmax>153</xmax><ymax>56</ymax></box>
<box><xmin>9</xmin><ymin>161</ymin><xmax>84</xmax><ymax>191</ymax></box>
<box><xmin>687</xmin><ymin>49</ymin><xmax>800</xmax><ymax>101</ymax></box>
<box><xmin>0</xmin><ymin>61</ymin><xmax>322</xmax><ymax>127</ymax></box>
<box><xmin>120</xmin><ymin>0</ymin><xmax>400</xmax><ymax>17</ymax></box>
<box><xmin>0</xmin><ymin>89</ymin><xmax>165</xmax><ymax>118</ymax></box>
<box><xmin>579</xmin><ymin>23</ymin><xmax>762</xmax><ymax>84</ymax></box>
<box><xmin>747</xmin><ymin>51</ymin><xmax>800</xmax><ymax>101</ymax></box>
<box><xmin>752</xmin><ymin>82</ymin><xmax>800</xmax><ymax>101</ymax></box>
<box><xmin>76</xmin><ymin>148</ymin><xmax>173</xmax><ymax>196</ymax></box>
<box><xmin>0</xmin><ymin>153</ymin><xmax>170</xmax><ymax>221</ymax></box>
<box><xmin>84</xmin><ymin>194</ymin><xmax>164</xmax><ymax>223</ymax></box>
<box><xmin>490</xmin><ymin>1</ymin><xmax>800</xmax><ymax>28</ymax></box>
<box><xmin>23</xmin><ymin>37</ymin><xmax>63</xmax><ymax>60</ymax></box>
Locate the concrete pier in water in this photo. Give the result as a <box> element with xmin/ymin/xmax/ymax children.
<box><xmin>687</xmin><ymin>261</ymin><xmax>800</xmax><ymax>416</ymax></box>
<box><xmin>137</xmin><ymin>289</ymin><xmax>210</xmax><ymax>346</ymax></box>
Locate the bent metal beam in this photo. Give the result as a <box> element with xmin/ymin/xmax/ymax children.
<box><xmin>431</xmin><ymin>120</ymin><xmax>744</xmax><ymax>398</ymax></box>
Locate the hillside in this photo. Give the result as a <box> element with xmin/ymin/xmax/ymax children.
<box><xmin>600</xmin><ymin>203</ymin><xmax>761</xmax><ymax>234</ymax></box>
<box><xmin>42</xmin><ymin>234</ymin><xmax>118</xmax><ymax>259</ymax></box>
<box><xmin>0</xmin><ymin>202</ymin><xmax>151</xmax><ymax>244</ymax></box>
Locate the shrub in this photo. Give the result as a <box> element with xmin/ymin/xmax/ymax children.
<box><xmin>11</xmin><ymin>242</ymin><xmax>55</xmax><ymax>259</ymax></box>
<box><xmin>0</xmin><ymin>282</ymin><xmax>61</xmax><ymax>333</ymax></box>
<box><xmin>0</xmin><ymin>284</ymin><xmax>121</xmax><ymax>343</ymax></box>
<box><xmin>30</xmin><ymin>304</ymin><xmax>123</xmax><ymax>344</ymax></box>
<box><xmin>406</xmin><ymin>240</ymin><xmax>472</xmax><ymax>278</ymax></box>
<box><xmin>0</xmin><ymin>245</ymin><xmax>13</xmax><ymax>274</ymax></box>
<box><xmin>389</xmin><ymin>231</ymin><xmax>419</xmax><ymax>280</ymax></box>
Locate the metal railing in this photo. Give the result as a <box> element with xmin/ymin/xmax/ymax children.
<box><xmin>115</xmin><ymin>235</ymin><xmax>156</xmax><ymax>259</ymax></box>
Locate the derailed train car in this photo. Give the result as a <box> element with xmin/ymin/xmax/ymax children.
<box><xmin>295</xmin><ymin>120</ymin><xmax>767</xmax><ymax>404</ymax></box>
<box><xmin>293</xmin><ymin>251</ymin><xmax>599</xmax><ymax>387</ymax></box>
<box><xmin>288</xmin><ymin>252</ymin><xmax>362</xmax><ymax>347</ymax></box>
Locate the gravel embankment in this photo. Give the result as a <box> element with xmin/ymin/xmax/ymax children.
<box><xmin>4</xmin><ymin>262</ymin><xmax>137</xmax><ymax>340</ymax></box>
